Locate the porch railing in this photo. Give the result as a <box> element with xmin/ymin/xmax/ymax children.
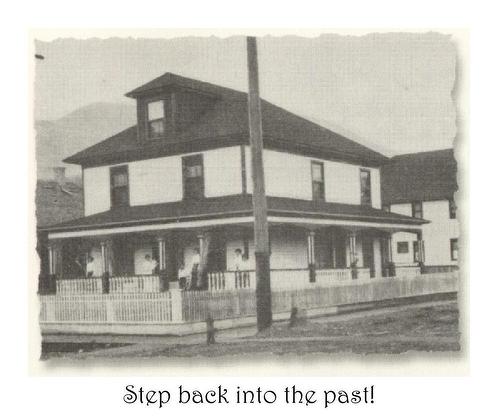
<box><xmin>110</xmin><ymin>275</ymin><xmax>161</xmax><ymax>293</ymax></box>
<box><xmin>208</xmin><ymin>271</ymin><xmax>255</xmax><ymax>291</ymax></box>
<box><xmin>56</xmin><ymin>277</ymin><xmax>102</xmax><ymax>294</ymax></box>
<box><xmin>55</xmin><ymin>275</ymin><xmax>161</xmax><ymax>294</ymax></box>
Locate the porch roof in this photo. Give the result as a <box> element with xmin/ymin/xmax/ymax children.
<box><xmin>41</xmin><ymin>195</ymin><xmax>427</xmax><ymax>235</ymax></box>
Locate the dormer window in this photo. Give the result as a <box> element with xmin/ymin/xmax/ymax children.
<box><xmin>147</xmin><ymin>100</ymin><xmax>165</xmax><ymax>139</ymax></box>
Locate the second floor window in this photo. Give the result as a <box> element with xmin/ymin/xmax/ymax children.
<box><xmin>311</xmin><ymin>161</ymin><xmax>325</xmax><ymax>201</ymax></box>
<box><xmin>411</xmin><ymin>201</ymin><xmax>423</xmax><ymax>218</ymax></box>
<box><xmin>360</xmin><ymin>169</ymin><xmax>372</xmax><ymax>206</ymax></box>
<box><xmin>183</xmin><ymin>154</ymin><xmax>204</xmax><ymax>200</ymax></box>
<box><xmin>449</xmin><ymin>198</ymin><xmax>457</xmax><ymax>219</ymax></box>
<box><xmin>147</xmin><ymin>100</ymin><xmax>165</xmax><ymax>139</ymax></box>
<box><xmin>110</xmin><ymin>165</ymin><xmax>129</xmax><ymax>207</ymax></box>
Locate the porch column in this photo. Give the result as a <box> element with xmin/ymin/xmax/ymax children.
<box><xmin>100</xmin><ymin>240</ymin><xmax>111</xmax><ymax>294</ymax></box>
<box><xmin>47</xmin><ymin>243</ymin><xmax>60</xmax><ymax>293</ymax></box>
<box><xmin>307</xmin><ymin>230</ymin><xmax>316</xmax><ymax>282</ymax></box>
<box><xmin>197</xmin><ymin>232</ymin><xmax>212</xmax><ymax>290</ymax></box>
<box><xmin>416</xmin><ymin>230</ymin><xmax>425</xmax><ymax>272</ymax></box>
<box><xmin>383</xmin><ymin>234</ymin><xmax>395</xmax><ymax>277</ymax></box>
<box><xmin>157</xmin><ymin>236</ymin><xmax>168</xmax><ymax>291</ymax></box>
<box><xmin>348</xmin><ymin>231</ymin><xmax>358</xmax><ymax>279</ymax></box>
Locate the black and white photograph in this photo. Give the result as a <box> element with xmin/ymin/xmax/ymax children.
<box><xmin>33</xmin><ymin>31</ymin><xmax>463</xmax><ymax>362</ymax></box>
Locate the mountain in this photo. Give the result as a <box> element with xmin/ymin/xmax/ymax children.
<box><xmin>35</xmin><ymin>102</ymin><xmax>136</xmax><ymax>180</ymax></box>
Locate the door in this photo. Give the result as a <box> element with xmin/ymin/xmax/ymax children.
<box><xmin>362</xmin><ymin>237</ymin><xmax>375</xmax><ymax>278</ymax></box>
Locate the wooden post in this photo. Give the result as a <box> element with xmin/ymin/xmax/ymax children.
<box><xmin>307</xmin><ymin>231</ymin><xmax>316</xmax><ymax>282</ymax></box>
<box><xmin>157</xmin><ymin>236</ymin><xmax>168</xmax><ymax>291</ymax></box>
<box><xmin>100</xmin><ymin>240</ymin><xmax>110</xmax><ymax>294</ymax></box>
<box><xmin>416</xmin><ymin>230</ymin><xmax>425</xmax><ymax>273</ymax></box>
<box><xmin>247</xmin><ymin>36</ymin><xmax>272</xmax><ymax>331</ymax></box>
<box><xmin>348</xmin><ymin>231</ymin><xmax>358</xmax><ymax>279</ymax></box>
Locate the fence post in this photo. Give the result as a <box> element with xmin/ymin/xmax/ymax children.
<box><xmin>105</xmin><ymin>295</ymin><xmax>115</xmax><ymax>322</ymax></box>
<box><xmin>170</xmin><ymin>290</ymin><xmax>183</xmax><ymax>323</ymax></box>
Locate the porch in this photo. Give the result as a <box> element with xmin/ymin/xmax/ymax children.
<box><xmin>40</xmin><ymin>222</ymin><xmax>424</xmax><ymax>296</ymax></box>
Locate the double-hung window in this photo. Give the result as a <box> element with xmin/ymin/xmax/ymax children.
<box><xmin>411</xmin><ymin>201</ymin><xmax>423</xmax><ymax>219</ymax></box>
<box><xmin>360</xmin><ymin>169</ymin><xmax>372</xmax><ymax>206</ymax></box>
<box><xmin>147</xmin><ymin>100</ymin><xmax>165</xmax><ymax>139</ymax></box>
<box><xmin>110</xmin><ymin>165</ymin><xmax>129</xmax><ymax>207</ymax></box>
<box><xmin>311</xmin><ymin>161</ymin><xmax>325</xmax><ymax>201</ymax></box>
<box><xmin>182</xmin><ymin>154</ymin><xmax>204</xmax><ymax>200</ymax></box>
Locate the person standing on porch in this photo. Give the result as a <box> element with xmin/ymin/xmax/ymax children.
<box><xmin>86</xmin><ymin>256</ymin><xmax>95</xmax><ymax>278</ymax></box>
<box><xmin>234</xmin><ymin>248</ymin><xmax>243</xmax><ymax>270</ymax></box>
<box><xmin>190</xmin><ymin>248</ymin><xmax>201</xmax><ymax>289</ymax></box>
<box><xmin>144</xmin><ymin>254</ymin><xmax>158</xmax><ymax>275</ymax></box>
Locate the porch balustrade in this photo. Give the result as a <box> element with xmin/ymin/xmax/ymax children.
<box><xmin>56</xmin><ymin>277</ymin><xmax>102</xmax><ymax>294</ymax></box>
<box><xmin>208</xmin><ymin>271</ymin><xmax>255</xmax><ymax>291</ymax></box>
<box><xmin>53</xmin><ymin>266</ymin><xmax>422</xmax><ymax>295</ymax></box>
<box><xmin>55</xmin><ymin>274</ymin><xmax>161</xmax><ymax>294</ymax></box>
<box><xmin>109</xmin><ymin>275</ymin><xmax>161</xmax><ymax>293</ymax></box>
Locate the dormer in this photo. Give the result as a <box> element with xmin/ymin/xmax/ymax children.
<box><xmin>125</xmin><ymin>73</ymin><xmax>219</xmax><ymax>142</ymax></box>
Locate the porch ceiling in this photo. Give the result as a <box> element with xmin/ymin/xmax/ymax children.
<box><xmin>42</xmin><ymin>194</ymin><xmax>427</xmax><ymax>239</ymax></box>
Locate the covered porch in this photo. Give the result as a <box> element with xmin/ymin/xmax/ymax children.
<box><xmin>40</xmin><ymin>219</ymin><xmax>425</xmax><ymax>295</ymax></box>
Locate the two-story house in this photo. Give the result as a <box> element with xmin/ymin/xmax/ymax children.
<box><xmin>38</xmin><ymin>72</ymin><xmax>427</xmax><ymax>294</ymax></box>
<box><xmin>381</xmin><ymin>149</ymin><xmax>459</xmax><ymax>272</ymax></box>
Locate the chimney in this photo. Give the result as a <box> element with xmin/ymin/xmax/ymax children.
<box><xmin>53</xmin><ymin>167</ymin><xmax>66</xmax><ymax>185</ymax></box>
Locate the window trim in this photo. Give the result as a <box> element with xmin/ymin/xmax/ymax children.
<box><xmin>359</xmin><ymin>168</ymin><xmax>372</xmax><ymax>207</ymax></box>
<box><xmin>311</xmin><ymin>160</ymin><xmax>325</xmax><ymax>202</ymax></box>
<box><xmin>110</xmin><ymin>165</ymin><xmax>130</xmax><ymax>208</ymax></box>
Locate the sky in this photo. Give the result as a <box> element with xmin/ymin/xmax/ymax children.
<box><xmin>34</xmin><ymin>33</ymin><xmax>457</xmax><ymax>156</ymax></box>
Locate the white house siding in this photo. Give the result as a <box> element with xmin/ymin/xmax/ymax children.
<box><xmin>390</xmin><ymin>200</ymin><xmax>459</xmax><ymax>266</ymax></box>
<box><xmin>324</xmin><ymin>161</ymin><xmax>361</xmax><ymax>205</ymax></box>
<box><xmin>370</xmin><ymin>168</ymin><xmax>382</xmax><ymax>209</ymax></box>
<box><xmin>84</xmin><ymin>147</ymin><xmax>243</xmax><ymax>214</ymax></box>
<box><xmin>421</xmin><ymin>200</ymin><xmax>459</xmax><ymax>266</ymax></box>
<box><xmin>204</xmin><ymin>147</ymin><xmax>243</xmax><ymax>197</ymax></box>
<box><xmin>245</xmin><ymin>147</ymin><xmax>381</xmax><ymax>207</ymax></box>
<box><xmin>83</xmin><ymin>166</ymin><xmax>111</xmax><ymax>216</ymax></box>
<box><xmin>129</xmin><ymin>156</ymin><xmax>182</xmax><ymax>206</ymax></box>
<box><xmin>263</xmin><ymin>150</ymin><xmax>313</xmax><ymax>200</ymax></box>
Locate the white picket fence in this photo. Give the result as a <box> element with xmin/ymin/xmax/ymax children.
<box><xmin>40</xmin><ymin>271</ymin><xmax>459</xmax><ymax>326</ymax></box>
<box><xmin>39</xmin><ymin>292</ymin><xmax>177</xmax><ymax>324</ymax></box>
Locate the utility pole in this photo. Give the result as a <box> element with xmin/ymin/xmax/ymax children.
<box><xmin>246</xmin><ymin>36</ymin><xmax>272</xmax><ymax>330</ymax></box>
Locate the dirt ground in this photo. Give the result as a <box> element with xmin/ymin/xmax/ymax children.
<box><xmin>42</xmin><ymin>298</ymin><xmax>460</xmax><ymax>359</ymax></box>
<box><xmin>150</xmin><ymin>301</ymin><xmax>460</xmax><ymax>357</ymax></box>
